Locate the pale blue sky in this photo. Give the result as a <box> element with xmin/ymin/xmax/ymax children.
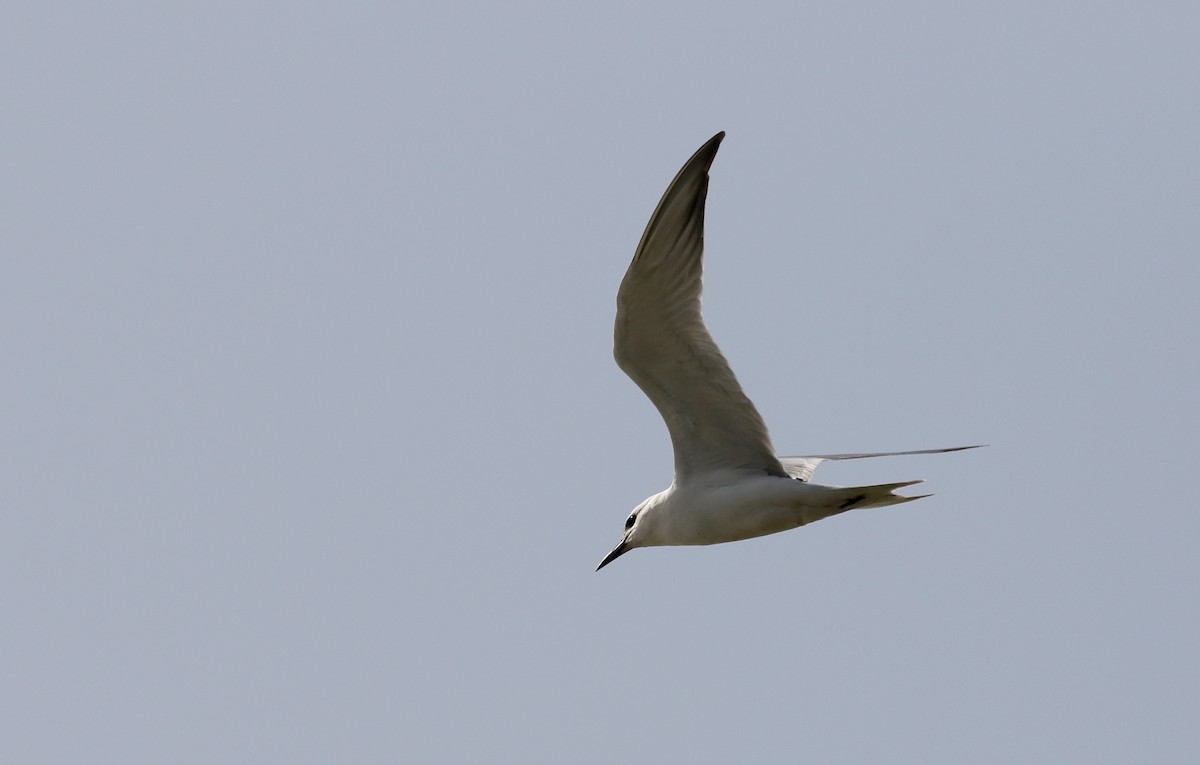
<box><xmin>4</xmin><ymin>1</ymin><xmax>1198</xmax><ymax>762</ymax></box>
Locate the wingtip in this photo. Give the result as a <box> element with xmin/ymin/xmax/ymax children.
<box><xmin>695</xmin><ymin>131</ymin><xmax>725</xmax><ymax>163</ymax></box>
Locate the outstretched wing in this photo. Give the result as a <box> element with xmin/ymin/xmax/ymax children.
<box><xmin>779</xmin><ymin>445</ymin><xmax>985</xmax><ymax>482</ymax></box>
<box><xmin>615</xmin><ymin>133</ymin><xmax>786</xmax><ymax>481</ymax></box>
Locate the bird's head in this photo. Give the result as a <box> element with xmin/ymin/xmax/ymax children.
<box><xmin>596</xmin><ymin>493</ymin><xmax>665</xmax><ymax>571</ymax></box>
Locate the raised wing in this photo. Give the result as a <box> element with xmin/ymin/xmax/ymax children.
<box><xmin>779</xmin><ymin>445</ymin><xmax>985</xmax><ymax>482</ymax></box>
<box><xmin>615</xmin><ymin>133</ymin><xmax>786</xmax><ymax>481</ymax></box>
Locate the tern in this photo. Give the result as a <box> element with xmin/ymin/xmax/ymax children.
<box><xmin>597</xmin><ymin>132</ymin><xmax>980</xmax><ymax>571</ymax></box>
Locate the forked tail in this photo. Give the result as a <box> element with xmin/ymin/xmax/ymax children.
<box><xmin>801</xmin><ymin>480</ymin><xmax>929</xmax><ymax>525</ymax></box>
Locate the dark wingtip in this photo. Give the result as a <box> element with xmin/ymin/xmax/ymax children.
<box><xmin>688</xmin><ymin>131</ymin><xmax>725</xmax><ymax>170</ymax></box>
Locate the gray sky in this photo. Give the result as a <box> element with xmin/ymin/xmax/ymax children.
<box><xmin>4</xmin><ymin>1</ymin><xmax>1198</xmax><ymax>762</ymax></box>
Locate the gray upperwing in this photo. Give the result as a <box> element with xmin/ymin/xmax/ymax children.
<box><xmin>778</xmin><ymin>445</ymin><xmax>985</xmax><ymax>482</ymax></box>
<box><xmin>615</xmin><ymin>132</ymin><xmax>786</xmax><ymax>481</ymax></box>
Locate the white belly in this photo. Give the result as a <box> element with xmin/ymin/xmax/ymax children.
<box><xmin>659</xmin><ymin>474</ymin><xmax>837</xmax><ymax>546</ymax></box>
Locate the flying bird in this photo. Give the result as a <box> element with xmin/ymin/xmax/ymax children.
<box><xmin>598</xmin><ymin>132</ymin><xmax>980</xmax><ymax>570</ymax></box>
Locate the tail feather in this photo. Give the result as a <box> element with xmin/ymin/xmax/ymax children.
<box><xmin>803</xmin><ymin>480</ymin><xmax>929</xmax><ymax>524</ymax></box>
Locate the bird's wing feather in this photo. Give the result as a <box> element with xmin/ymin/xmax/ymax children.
<box><xmin>779</xmin><ymin>445</ymin><xmax>985</xmax><ymax>482</ymax></box>
<box><xmin>615</xmin><ymin>132</ymin><xmax>785</xmax><ymax>481</ymax></box>
<box><xmin>776</xmin><ymin>457</ymin><xmax>825</xmax><ymax>482</ymax></box>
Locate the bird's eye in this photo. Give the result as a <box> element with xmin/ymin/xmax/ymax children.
<box><xmin>625</xmin><ymin>514</ymin><xmax>637</xmax><ymax>530</ymax></box>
